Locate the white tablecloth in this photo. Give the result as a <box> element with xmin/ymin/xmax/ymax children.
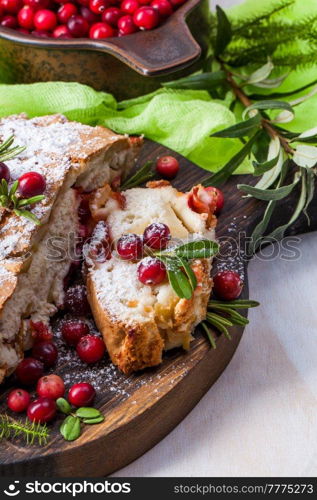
<box><xmin>114</xmin><ymin>0</ymin><xmax>317</xmax><ymax>478</ymax></box>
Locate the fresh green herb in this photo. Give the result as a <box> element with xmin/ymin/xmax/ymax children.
<box><xmin>60</xmin><ymin>415</ymin><xmax>81</xmax><ymax>442</ymax></box>
<box><xmin>57</xmin><ymin>398</ymin><xmax>105</xmax><ymax>442</ymax></box>
<box><xmin>201</xmin><ymin>299</ymin><xmax>260</xmax><ymax>347</ymax></box>
<box><xmin>56</xmin><ymin>397</ymin><xmax>72</xmax><ymax>415</ymax></box>
<box><xmin>0</xmin><ymin>135</ymin><xmax>25</xmax><ymax>162</ymax></box>
<box><xmin>120</xmin><ymin>161</ymin><xmax>155</xmax><ymax>190</ymax></box>
<box><xmin>0</xmin><ymin>414</ymin><xmax>49</xmax><ymax>446</ymax></box>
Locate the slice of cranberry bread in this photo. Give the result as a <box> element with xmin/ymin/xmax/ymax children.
<box><xmin>0</xmin><ymin>114</ymin><xmax>142</xmax><ymax>382</ymax></box>
<box><xmin>86</xmin><ymin>181</ymin><xmax>217</xmax><ymax>374</ymax></box>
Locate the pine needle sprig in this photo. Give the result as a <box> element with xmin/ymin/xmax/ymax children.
<box><xmin>0</xmin><ymin>414</ymin><xmax>50</xmax><ymax>446</ymax></box>
<box><xmin>0</xmin><ymin>135</ymin><xmax>25</xmax><ymax>163</ymax></box>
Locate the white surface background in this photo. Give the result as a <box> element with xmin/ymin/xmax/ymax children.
<box><xmin>114</xmin><ymin>0</ymin><xmax>317</xmax><ymax>477</ymax></box>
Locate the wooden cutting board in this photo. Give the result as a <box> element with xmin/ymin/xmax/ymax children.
<box><xmin>1</xmin><ymin>139</ymin><xmax>316</xmax><ymax>477</ymax></box>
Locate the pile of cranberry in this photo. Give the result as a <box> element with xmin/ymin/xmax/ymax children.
<box><xmin>0</xmin><ymin>0</ymin><xmax>187</xmax><ymax>39</ymax></box>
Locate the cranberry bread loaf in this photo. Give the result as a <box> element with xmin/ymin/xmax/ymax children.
<box><xmin>86</xmin><ymin>181</ymin><xmax>217</xmax><ymax>374</ymax></box>
<box><xmin>0</xmin><ymin>114</ymin><xmax>142</xmax><ymax>382</ymax></box>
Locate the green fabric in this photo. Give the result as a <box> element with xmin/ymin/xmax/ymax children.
<box><xmin>0</xmin><ymin>0</ymin><xmax>316</xmax><ymax>172</ymax></box>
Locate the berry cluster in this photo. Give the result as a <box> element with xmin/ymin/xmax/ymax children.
<box><xmin>0</xmin><ymin>0</ymin><xmax>187</xmax><ymax>39</ymax></box>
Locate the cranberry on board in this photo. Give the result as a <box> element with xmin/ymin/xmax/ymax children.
<box><xmin>143</xmin><ymin>222</ymin><xmax>171</xmax><ymax>250</ymax></box>
<box><xmin>67</xmin><ymin>14</ymin><xmax>89</xmax><ymax>36</ymax></box>
<box><xmin>116</xmin><ymin>233</ymin><xmax>143</xmax><ymax>260</ymax></box>
<box><xmin>7</xmin><ymin>389</ymin><xmax>30</xmax><ymax>413</ymax></box>
<box><xmin>80</xmin><ymin>5</ymin><xmax>99</xmax><ymax>24</ymax></box>
<box><xmin>117</xmin><ymin>14</ymin><xmax>138</xmax><ymax>35</ymax></box>
<box><xmin>76</xmin><ymin>335</ymin><xmax>106</xmax><ymax>364</ymax></box>
<box><xmin>133</xmin><ymin>6</ymin><xmax>159</xmax><ymax>29</ymax></box>
<box><xmin>121</xmin><ymin>0</ymin><xmax>139</xmax><ymax>15</ymax></box>
<box><xmin>101</xmin><ymin>6</ymin><xmax>122</xmax><ymax>26</ymax></box>
<box><xmin>53</xmin><ymin>24</ymin><xmax>71</xmax><ymax>37</ymax></box>
<box><xmin>64</xmin><ymin>284</ymin><xmax>90</xmax><ymax>315</ymax></box>
<box><xmin>57</xmin><ymin>2</ymin><xmax>77</xmax><ymax>23</ymax></box>
<box><xmin>17</xmin><ymin>5</ymin><xmax>34</xmax><ymax>29</ymax></box>
<box><xmin>32</xmin><ymin>340</ymin><xmax>58</xmax><ymax>368</ymax></box>
<box><xmin>27</xmin><ymin>397</ymin><xmax>57</xmax><ymax>423</ymax></box>
<box><xmin>151</xmin><ymin>0</ymin><xmax>173</xmax><ymax>17</ymax></box>
<box><xmin>33</xmin><ymin>8</ymin><xmax>57</xmax><ymax>30</ymax></box>
<box><xmin>89</xmin><ymin>21</ymin><xmax>114</xmax><ymax>38</ymax></box>
<box><xmin>205</xmin><ymin>186</ymin><xmax>224</xmax><ymax>215</ymax></box>
<box><xmin>156</xmin><ymin>155</ymin><xmax>179</xmax><ymax>179</ymax></box>
<box><xmin>1</xmin><ymin>14</ymin><xmax>18</xmax><ymax>27</ymax></box>
<box><xmin>137</xmin><ymin>257</ymin><xmax>167</xmax><ymax>285</ymax></box>
<box><xmin>36</xmin><ymin>374</ymin><xmax>65</xmax><ymax>399</ymax></box>
<box><xmin>18</xmin><ymin>171</ymin><xmax>46</xmax><ymax>197</ymax></box>
<box><xmin>213</xmin><ymin>270</ymin><xmax>243</xmax><ymax>301</ymax></box>
<box><xmin>68</xmin><ymin>382</ymin><xmax>96</xmax><ymax>407</ymax></box>
<box><xmin>16</xmin><ymin>357</ymin><xmax>44</xmax><ymax>386</ymax></box>
<box><xmin>61</xmin><ymin>320</ymin><xmax>90</xmax><ymax>346</ymax></box>
<box><xmin>1</xmin><ymin>0</ymin><xmax>22</xmax><ymax>14</ymax></box>
<box><xmin>0</xmin><ymin>162</ymin><xmax>10</xmax><ymax>182</ymax></box>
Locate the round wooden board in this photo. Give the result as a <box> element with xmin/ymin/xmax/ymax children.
<box><xmin>1</xmin><ymin>140</ymin><xmax>316</xmax><ymax>477</ymax></box>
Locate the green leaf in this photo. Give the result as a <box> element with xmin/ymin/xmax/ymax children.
<box><xmin>244</xmin><ymin>59</ymin><xmax>274</xmax><ymax>86</ymax></box>
<box><xmin>0</xmin><ymin>195</ymin><xmax>8</xmax><ymax>206</ymax></box>
<box><xmin>206</xmin><ymin>313</ymin><xmax>232</xmax><ymax>340</ymax></box>
<box><xmin>163</xmin><ymin>71</ymin><xmax>226</xmax><ymax>91</ymax></box>
<box><xmin>252</xmin><ymin>154</ymin><xmax>280</xmax><ymax>176</ymax></box>
<box><xmin>121</xmin><ymin>161</ymin><xmax>154</xmax><ymax>190</ymax></box>
<box><xmin>75</xmin><ymin>408</ymin><xmax>101</xmax><ymax>419</ymax></box>
<box><xmin>0</xmin><ymin>135</ymin><xmax>14</xmax><ymax>153</ymax></box>
<box><xmin>203</xmin><ymin>130</ymin><xmax>261</xmax><ymax>187</ymax></box>
<box><xmin>253</xmin><ymin>137</ymin><xmax>283</xmax><ymax>190</ymax></box>
<box><xmin>167</xmin><ymin>268</ymin><xmax>193</xmax><ymax>300</ymax></box>
<box><xmin>208</xmin><ymin>299</ymin><xmax>260</xmax><ymax>309</ymax></box>
<box><xmin>18</xmin><ymin>195</ymin><xmax>45</xmax><ymax>207</ymax></box>
<box><xmin>56</xmin><ymin>398</ymin><xmax>72</xmax><ymax>415</ymax></box>
<box><xmin>0</xmin><ymin>145</ymin><xmax>25</xmax><ymax>162</ymax></box>
<box><xmin>83</xmin><ymin>416</ymin><xmax>105</xmax><ymax>424</ymax></box>
<box><xmin>251</xmin><ymin>73</ymin><xmax>289</xmax><ymax>89</ymax></box>
<box><xmin>214</xmin><ymin>5</ymin><xmax>232</xmax><ymax>56</ymax></box>
<box><xmin>242</xmin><ymin>100</ymin><xmax>293</xmax><ymax>120</ymax></box>
<box><xmin>208</xmin><ymin>305</ymin><xmax>249</xmax><ymax>326</ymax></box>
<box><xmin>303</xmin><ymin>169</ymin><xmax>315</xmax><ymax>223</ymax></box>
<box><xmin>293</xmin><ymin>145</ymin><xmax>317</xmax><ymax>168</ymax></box>
<box><xmin>14</xmin><ymin>209</ymin><xmax>41</xmax><ymax>225</ymax></box>
<box><xmin>60</xmin><ymin>416</ymin><xmax>81</xmax><ymax>442</ymax></box>
<box><xmin>201</xmin><ymin>322</ymin><xmax>216</xmax><ymax>349</ymax></box>
<box><xmin>238</xmin><ymin>178</ymin><xmax>299</xmax><ymax>201</ymax></box>
<box><xmin>1</xmin><ymin>179</ymin><xmax>8</xmax><ymax>197</ymax></box>
<box><xmin>9</xmin><ymin>180</ymin><xmax>19</xmax><ymax>198</ymax></box>
<box><xmin>177</xmin><ymin>256</ymin><xmax>197</xmax><ymax>291</ymax></box>
<box><xmin>175</xmin><ymin>239</ymin><xmax>219</xmax><ymax>260</ymax></box>
<box><xmin>211</xmin><ymin>114</ymin><xmax>261</xmax><ymax>138</ymax></box>
<box><xmin>249</xmin><ymin>78</ymin><xmax>317</xmax><ymax>100</ymax></box>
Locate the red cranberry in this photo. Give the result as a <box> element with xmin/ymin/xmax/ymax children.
<box><xmin>151</xmin><ymin>0</ymin><xmax>172</xmax><ymax>17</ymax></box>
<box><xmin>30</xmin><ymin>320</ymin><xmax>53</xmax><ymax>342</ymax></box>
<box><xmin>77</xmin><ymin>0</ymin><xmax>89</xmax><ymax>6</ymax></box>
<box><xmin>78</xmin><ymin>196</ymin><xmax>91</xmax><ymax>224</ymax></box>
<box><xmin>7</xmin><ymin>389</ymin><xmax>30</xmax><ymax>413</ymax></box>
<box><xmin>18</xmin><ymin>171</ymin><xmax>46</xmax><ymax>197</ymax></box>
<box><xmin>27</xmin><ymin>397</ymin><xmax>57</xmax><ymax>423</ymax></box>
<box><xmin>16</xmin><ymin>357</ymin><xmax>44</xmax><ymax>386</ymax></box>
<box><xmin>138</xmin><ymin>0</ymin><xmax>151</xmax><ymax>4</ymax></box>
<box><xmin>101</xmin><ymin>6</ymin><xmax>121</xmax><ymax>26</ymax></box>
<box><xmin>86</xmin><ymin>222</ymin><xmax>112</xmax><ymax>263</ymax></box>
<box><xmin>1</xmin><ymin>0</ymin><xmax>22</xmax><ymax>14</ymax></box>
<box><xmin>156</xmin><ymin>155</ymin><xmax>179</xmax><ymax>179</ymax></box>
<box><xmin>17</xmin><ymin>5</ymin><xmax>34</xmax><ymax>28</ymax></box>
<box><xmin>80</xmin><ymin>5</ymin><xmax>98</xmax><ymax>23</ymax></box>
<box><xmin>205</xmin><ymin>186</ymin><xmax>224</xmax><ymax>214</ymax></box>
<box><xmin>0</xmin><ymin>162</ymin><xmax>10</xmax><ymax>182</ymax></box>
<box><xmin>143</xmin><ymin>222</ymin><xmax>171</xmax><ymax>250</ymax></box>
<box><xmin>117</xmin><ymin>233</ymin><xmax>143</xmax><ymax>260</ymax></box>
<box><xmin>67</xmin><ymin>14</ymin><xmax>89</xmax><ymax>36</ymax></box>
<box><xmin>133</xmin><ymin>6</ymin><xmax>159</xmax><ymax>29</ymax></box>
<box><xmin>213</xmin><ymin>271</ymin><xmax>243</xmax><ymax>301</ymax></box>
<box><xmin>31</xmin><ymin>28</ymin><xmax>50</xmax><ymax>36</ymax></box>
<box><xmin>34</xmin><ymin>9</ymin><xmax>57</xmax><ymax>30</ymax></box>
<box><xmin>53</xmin><ymin>24</ymin><xmax>71</xmax><ymax>37</ymax></box>
<box><xmin>23</xmin><ymin>0</ymin><xmax>50</xmax><ymax>9</ymax></box>
<box><xmin>57</xmin><ymin>2</ymin><xmax>77</xmax><ymax>23</ymax></box>
<box><xmin>137</xmin><ymin>257</ymin><xmax>167</xmax><ymax>285</ymax></box>
<box><xmin>76</xmin><ymin>335</ymin><xmax>105</xmax><ymax>364</ymax></box>
<box><xmin>121</xmin><ymin>0</ymin><xmax>139</xmax><ymax>14</ymax></box>
<box><xmin>36</xmin><ymin>374</ymin><xmax>65</xmax><ymax>399</ymax></box>
<box><xmin>89</xmin><ymin>0</ymin><xmax>108</xmax><ymax>14</ymax></box>
<box><xmin>117</xmin><ymin>14</ymin><xmax>137</xmax><ymax>34</ymax></box>
<box><xmin>64</xmin><ymin>284</ymin><xmax>90</xmax><ymax>315</ymax></box>
<box><xmin>1</xmin><ymin>14</ymin><xmax>17</xmax><ymax>27</ymax></box>
<box><xmin>61</xmin><ymin>320</ymin><xmax>89</xmax><ymax>346</ymax></box>
<box><xmin>32</xmin><ymin>341</ymin><xmax>58</xmax><ymax>368</ymax></box>
<box><xmin>17</xmin><ymin>27</ymin><xmax>29</xmax><ymax>32</ymax></box>
<box><xmin>89</xmin><ymin>21</ymin><xmax>114</xmax><ymax>38</ymax></box>
<box><xmin>68</xmin><ymin>382</ymin><xmax>96</xmax><ymax>407</ymax></box>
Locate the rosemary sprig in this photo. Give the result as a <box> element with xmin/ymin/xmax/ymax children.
<box><xmin>0</xmin><ymin>135</ymin><xmax>25</xmax><ymax>162</ymax></box>
<box><xmin>202</xmin><ymin>299</ymin><xmax>260</xmax><ymax>348</ymax></box>
<box><xmin>120</xmin><ymin>161</ymin><xmax>155</xmax><ymax>190</ymax></box>
<box><xmin>0</xmin><ymin>413</ymin><xmax>49</xmax><ymax>446</ymax></box>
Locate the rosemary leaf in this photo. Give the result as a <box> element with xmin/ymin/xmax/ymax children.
<box><xmin>211</xmin><ymin>113</ymin><xmax>261</xmax><ymax>138</ymax></box>
<box><xmin>9</xmin><ymin>180</ymin><xmax>19</xmax><ymax>198</ymax></box>
<box><xmin>121</xmin><ymin>161</ymin><xmax>154</xmax><ymax>190</ymax></box>
<box><xmin>252</xmin><ymin>153</ymin><xmax>280</xmax><ymax>176</ymax></box>
<box><xmin>203</xmin><ymin>130</ymin><xmax>261</xmax><ymax>187</ymax></box>
<box><xmin>238</xmin><ymin>177</ymin><xmax>299</xmax><ymax>200</ymax></box>
<box><xmin>214</xmin><ymin>5</ymin><xmax>232</xmax><ymax>56</ymax></box>
<box><xmin>167</xmin><ymin>267</ymin><xmax>193</xmax><ymax>300</ymax></box>
<box><xmin>176</xmin><ymin>256</ymin><xmax>197</xmax><ymax>291</ymax></box>
<box><xmin>163</xmin><ymin>71</ymin><xmax>226</xmax><ymax>91</ymax></box>
<box><xmin>18</xmin><ymin>195</ymin><xmax>45</xmax><ymax>207</ymax></box>
<box><xmin>14</xmin><ymin>209</ymin><xmax>41</xmax><ymax>225</ymax></box>
<box><xmin>208</xmin><ymin>299</ymin><xmax>260</xmax><ymax>309</ymax></box>
<box><xmin>206</xmin><ymin>313</ymin><xmax>232</xmax><ymax>340</ymax></box>
<box><xmin>242</xmin><ymin>100</ymin><xmax>294</xmax><ymax>120</ymax></box>
<box><xmin>174</xmin><ymin>239</ymin><xmax>219</xmax><ymax>259</ymax></box>
<box><xmin>201</xmin><ymin>321</ymin><xmax>217</xmax><ymax>349</ymax></box>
